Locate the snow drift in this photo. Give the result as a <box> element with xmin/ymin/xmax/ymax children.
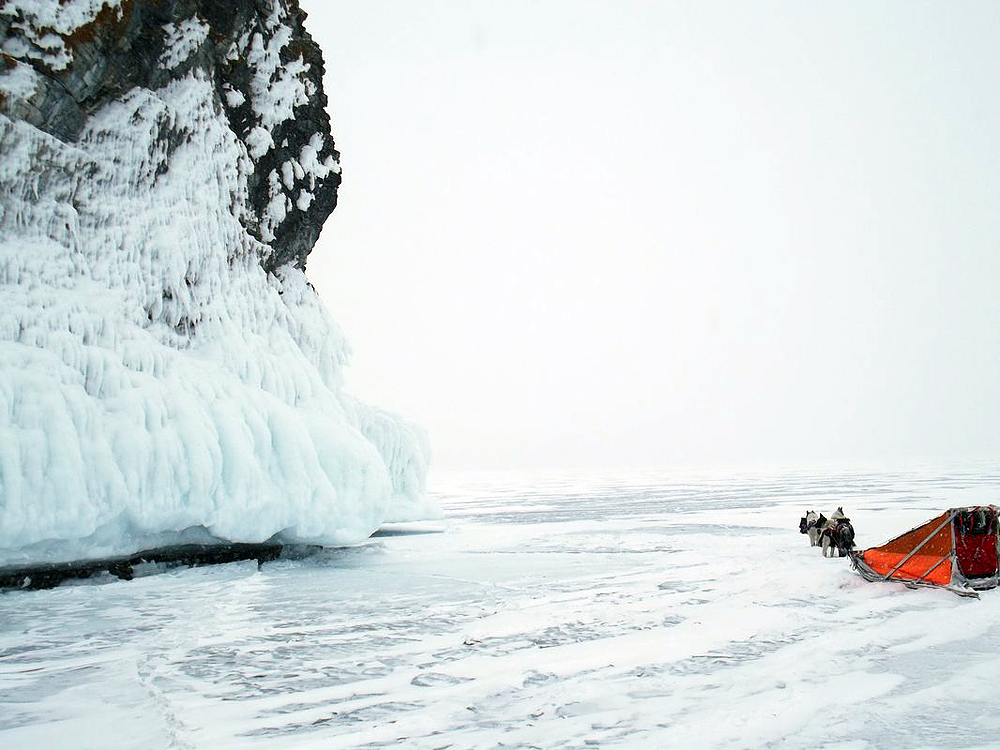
<box><xmin>0</xmin><ymin>0</ymin><xmax>437</xmax><ymax>566</ymax></box>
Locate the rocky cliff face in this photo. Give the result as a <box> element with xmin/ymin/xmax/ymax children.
<box><xmin>0</xmin><ymin>0</ymin><xmax>435</xmax><ymax>566</ymax></box>
<box><xmin>1</xmin><ymin>0</ymin><xmax>339</xmax><ymax>273</ymax></box>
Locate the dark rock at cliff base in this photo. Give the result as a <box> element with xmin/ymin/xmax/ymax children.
<box><xmin>0</xmin><ymin>0</ymin><xmax>340</xmax><ymax>273</ymax></box>
<box><xmin>0</xmin><ymin>542</ymin><xmax>326</xmax><ymax>590</ymax></box>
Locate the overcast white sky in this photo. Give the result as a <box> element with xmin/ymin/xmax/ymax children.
<box><xmin>299</xmin><ymin>0</ymin><xmax>1000</xmax><ymax>472</ymax></box>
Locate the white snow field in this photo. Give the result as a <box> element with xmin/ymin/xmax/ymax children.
<box><xmin>3</xmin><ymin>464</ymin><xmax>1000</xmax><ymax>749</ymax></box>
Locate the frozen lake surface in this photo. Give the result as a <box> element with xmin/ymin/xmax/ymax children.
<box><xmin>4</xmin><ymin>465</ymin><xmax>1000</xmax><ymax>749</ymax></box>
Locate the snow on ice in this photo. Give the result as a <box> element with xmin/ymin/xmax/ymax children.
<box><xmin>3</xmin><ymin>466</ymin><xmax>1000</xmax><ymax>748</ymax></box>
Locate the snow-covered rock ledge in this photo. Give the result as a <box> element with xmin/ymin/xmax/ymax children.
<box><xmin>0</xmin><ymin>0</ymin><xmax>438</xmax><ymax>567</ymax></box>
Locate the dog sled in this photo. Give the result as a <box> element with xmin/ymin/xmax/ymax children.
<box><xmin>850</xmin><ymin>506</ymin><xmax>1000</xmax><ymax>598</ymax></box>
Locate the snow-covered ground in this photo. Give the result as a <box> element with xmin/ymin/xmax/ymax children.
<box><xmin>3</xmin><ymin>464</ymin><xmax>1000</xmax><ymax>749</ymax></box>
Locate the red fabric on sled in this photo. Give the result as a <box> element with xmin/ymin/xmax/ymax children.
<box><xmin>869</xmin><ymin>512</ymin><xmax>953</xmax><ymax>558</ymax></box>
<box><xmin>860</xmin><ymin>512</ymin><xmax>954</xmax><ymax>586</ymax></box>
<box><xmin>956</xmin><ymin>514</ymin><xmax>999</xmax><ymax>578</ymax></box>
<box><xmin>861</xmin><ymin>550</ymin><xmax>952</xmax><ymax>586</ymax></box>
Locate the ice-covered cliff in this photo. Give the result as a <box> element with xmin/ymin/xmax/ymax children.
<box><xmin>0</xmin><ymin>0</ymin><xmax>437</xmax><ymax>566</ymax></box>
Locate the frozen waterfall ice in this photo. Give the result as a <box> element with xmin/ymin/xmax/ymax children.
<box><xmin>0</xmin><ymin>0</ymin><xmax>437</xmax><ymax>566</ymax></box>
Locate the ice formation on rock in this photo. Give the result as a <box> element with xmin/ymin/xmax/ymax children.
<box><xmin>0</xmin><ymin>0</ymin><xmax>436</xmax><ymax>566</ymax></box>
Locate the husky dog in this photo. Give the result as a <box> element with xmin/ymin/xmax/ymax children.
<box><xmin>799</xmin><ymin>511</ymin><xmax>826</xmax><ymax>547</ymax></box>
<box><xmin>820</xmin><ymin>507</ymin><xmax>856</xmax><ymax>558</ymax></box>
